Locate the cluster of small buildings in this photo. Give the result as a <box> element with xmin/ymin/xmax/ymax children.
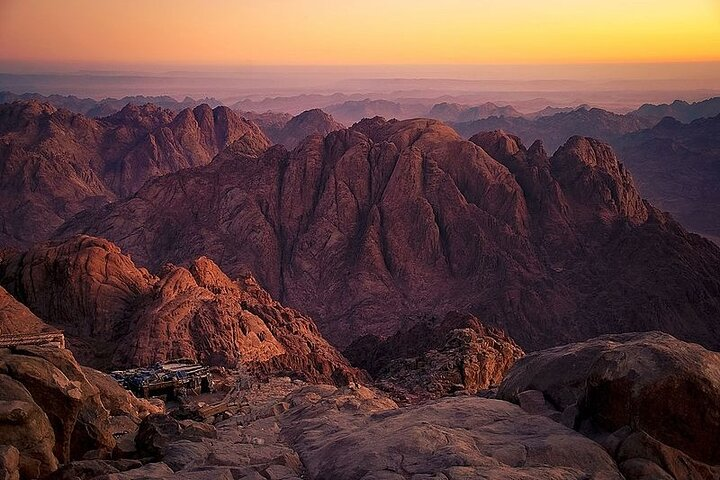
<box><xmin>111</xmin><ymin>359</ymin><xmax>213</xmax><ymax>399</ymax></box>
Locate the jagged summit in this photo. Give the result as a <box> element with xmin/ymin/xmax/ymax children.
<box><xmin>0</xmin><ymin>101</ymin><xmax>270</xmax><ymax>246</ymax></box>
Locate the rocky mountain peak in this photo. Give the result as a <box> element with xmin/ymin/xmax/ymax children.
<box><xmin>527</xmin><ymin>139</ymin><xmax>548</xmax><ymax>163</ymax></box>
<box><xmin>267</xmin><ymin>108</ymin><xmax>344</xmax><ymax>148</ymax></box>
<box><xmin>551</xmin><ymin>136</ymin><xmax>648</xmax><ymax>224</ymax></box>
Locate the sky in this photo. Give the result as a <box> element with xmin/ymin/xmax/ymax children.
<box><xmin>1</xmin><ymin>0</ymin><xmax>719</xmax><ymax>68</ymax></box>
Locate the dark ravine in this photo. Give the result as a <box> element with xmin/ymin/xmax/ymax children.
<box><xmin>54</xmin><ymin>118</ymin><xmax>720</xmax><ymax>352</ymax></box>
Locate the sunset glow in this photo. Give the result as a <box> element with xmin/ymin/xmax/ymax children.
<box><xmin>1</xmin><ymin>0</ymin><xmax>719</xmax><ymax>67</ymax></box>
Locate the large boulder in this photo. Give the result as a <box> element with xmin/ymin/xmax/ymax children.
<box><xmin>0</xmin><ymin>352</ymin><xmax>84</xmax><ymax>464</ymax></box>
<box><xmin>281</xmin><ymin>385</ymin><xmax>622</xmax><ymax>479</ymax></box>
<box><xmin>498</xmin><ymin>331</ymin><xmax>720</xmax><ymax>479</ymax></box>
<box><xmin>7</xmin><ymin>346</ymin><xmax>117</xmax><ymax>461</ymax></box>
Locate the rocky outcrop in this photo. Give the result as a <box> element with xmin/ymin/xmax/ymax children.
<box><xmin>0</xmin><ymin>287</ymin><xmax>54</xmax><ymax>335</ymax></box>
<box><xmin>0</xmin><ymin>101</ymin><xmax>270</xmax><ymax>247</ymax></box>
<box><xmin>0</xmin><ymin>280</ymin><xmax>160</xmax><ymax>479</ymax></box>
<box><xmin>345</xmin><ymin>312</ymin><xmax>523</xmax><ymax>401</ymax></box>
<box><xmin>55</xmin><ymin>118</ymin><xmax>720</xmax><ymax>351</ymax></box>
<box><xmin>0</xmin><ymin>235</ymin><xmax>364</xmax><ymax>385</ymax></box>
<box><xmin>281</xmin><ymin>384</ymin><xmax>623</xmax><ymax>479</ymax></box>
<box><xmin>497</xmin><ymin>332</ymin><xmax>720</xmax><ymax>480</ymax></box>
<box><xmin>267</xmin><ymin>109</ymin><xmax>344</xmax><ymax>148</ymax></box>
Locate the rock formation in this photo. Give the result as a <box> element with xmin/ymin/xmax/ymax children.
<box><xmin>497</xmin><ymin>331</ymin><xmax>720</xmax><ymax>480</ymax></box>
<box><xmin>0</xmin><ymin>235</ymin><xmax>364</xmax><ymax>385</ymax></box>
<box><xmin>344</xmin><ymin>312</ymin><xmax>523</xmax><ymax>401</ymax></box>
<box><xmin>0</xmin><ymin>101</ymin><xmax>270</xmax><ymax>247</ymax></box>
<box><xmin>55</xmin><ymin>118</ymin><xmax>720</xmax><ymax>351</ymax></box>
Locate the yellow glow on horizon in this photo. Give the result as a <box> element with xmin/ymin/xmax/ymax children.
<box><xmin>0</xmin><ymin>0</ymin><xmax>719</xmax><ymax>66</ymax></box>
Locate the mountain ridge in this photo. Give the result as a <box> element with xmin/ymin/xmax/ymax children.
<box><xmin>0</xmin><ymin>100</ymin><xmax>270</xmax><ymax>246</ymax></box>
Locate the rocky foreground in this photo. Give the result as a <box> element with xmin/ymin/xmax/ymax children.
<box><xmin>0</xmin><ymin>277</ymin><xmax>717</xmax><ymax>480</ymax></box>
<box><xmin>83</xmin><ymin>332</ymin><xmax>720</xmax><ymax>480</ymax></box>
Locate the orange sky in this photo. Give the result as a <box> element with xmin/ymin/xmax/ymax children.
<box><xmin>0</xmin><ymin>0</ymin><xmax>719</xmax><ymax>66</ymax></box>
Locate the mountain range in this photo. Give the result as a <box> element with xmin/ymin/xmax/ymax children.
<box><xmin>617</xmin><ymin>114</ymin><xmax>720</xmax><ymax>243</ymax></box>
<box><xmin>2</xmin><ymin>97</ymin><xmax>719</xmax><ymax>353</ymax></box>
<box><xmin>48</xmin><ymin>115</ymin><xmax>720</xmax><ymax>353</ymax></box>
<box><xmin>0</xmin><ymin>101</ymin><xmax>269</xmax><ymax>246</ymax></box>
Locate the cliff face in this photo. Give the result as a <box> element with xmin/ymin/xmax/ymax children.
<box><xmin>0</xmin><ymin>101</ymin><xmax>270</xmax><ymax>247</ymax></box>
<box><xmin>0</xmin><ymin>235</ymin><xmax>364</xmax><ymax>385</ymax></box>
<box><xmin>53</xmin><ymin>118</ymin><xmax>720</xmax><ymax>351</ymax></box>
